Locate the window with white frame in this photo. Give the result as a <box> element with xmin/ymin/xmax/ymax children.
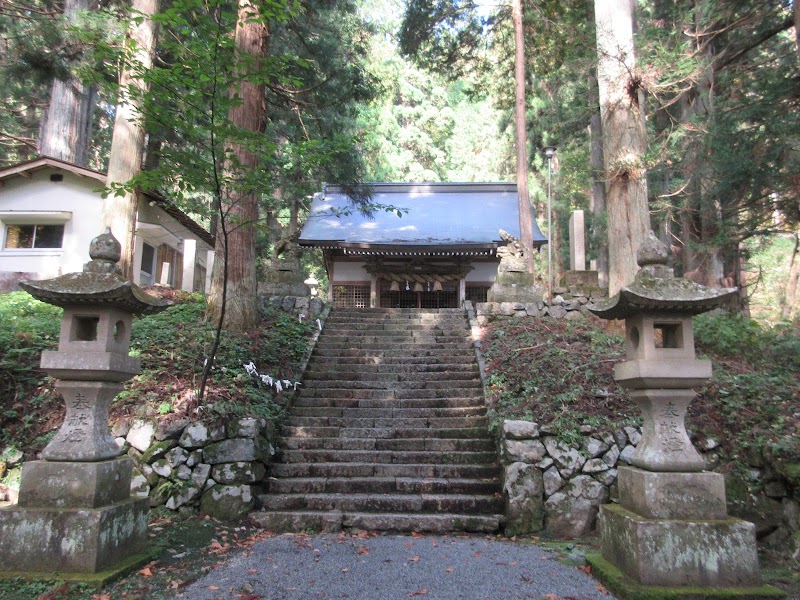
<box><xmin>4</xmin><ymin>224</ymin><xmax>65</xmax><ymax>249</ymax></box>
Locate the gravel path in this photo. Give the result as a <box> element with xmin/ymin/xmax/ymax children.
<box><xmin>170</xmin><ymin>533</ymin><xmax>615</xmax><ymax>600</ymax></box>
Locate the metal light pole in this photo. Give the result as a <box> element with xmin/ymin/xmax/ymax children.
<box><xmin>544</xmin><ymin>146</ymin><xmax>556</xmax><ymax>297</ymax></box>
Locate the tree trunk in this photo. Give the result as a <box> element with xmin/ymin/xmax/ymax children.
<box><xmin>677</xmin><ymin>3</ymin><xmax>725</xmax><ymax>288</ymax></box>
<box><xmin>588</xmin><ymin>64</ymin><xmax>608</xmax><ymax>289</ymax></box>
<box><xmin>38</xmin><ymin>0</ymin><xmax>95</xmax><ymax>166</ymax></box>
<box><xmin>783</xmin><ymin>232</ymin><xmax>800</xmax><ymax>320</ymax></box>
<box><xmin>103</xmin><ymin>0</ymin><xmax>160</xmax><ymax>279</ymax></box>
<box><xmin>594</xmin><ymin>0</ymin><xmax>651</xmax><ymax>295</ymax></box>
<box><xmin>511</xmin><ymin>0</ymin><xmax>535</xmax><ymax>275</ymax></box>
<box><xmin>795</xmin><ymin>0</ymin><xmax>800</xmax><ymax>52</ymax></box>
<box><xmin>207</xmin><ymin>0</ymin><xmax>268</xmax><ymax>332</ymax></box>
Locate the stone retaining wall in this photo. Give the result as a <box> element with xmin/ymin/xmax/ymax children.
<box><xmin>117</xmin><ymin>417</ymin><xmax>276</xmax><ymax>520</ymax></box>
<box><xmin>473</xmin><ymin>285</ymin><xmax>605</xmax><ymax>324</ymax></box>
<box><xmin>500</xmin><ymin>418</ymin><xmax>799</xmax><ymax>556</ymax></box>
<box><xmin>260</xmin><ymin>295</ymin><xmax>326</xmax><ymax>316</ymax></box>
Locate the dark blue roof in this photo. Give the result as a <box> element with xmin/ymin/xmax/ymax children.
<box><xmin>299</xmin><ymin>183</ymin><xmax>547</xmax><ymax>248</ymax></box>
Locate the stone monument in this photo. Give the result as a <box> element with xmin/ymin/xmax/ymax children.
<box><xmin>487</xmin><ymin>230</ymin><xmax>543</xmax><ymax>303</ymax></box>
<box><xmin>0</xmin><ymin>229</ymin><xmax>168</xmax><ymax>580</ymax></box>
<box><xmin>563</xmin><ymin>210</ymin><xmax>599</xmax><ymax>290</ymax></box>
<box><xmin>587</xmin><ymin>231</ymin><xmax>784</xmax><ymax>599</ymax></box>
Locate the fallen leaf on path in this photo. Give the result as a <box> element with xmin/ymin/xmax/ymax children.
<box><xmin>408</xmin><ymin>589</ymin><xmax>428</xmax><ymax>596</ymax></box>
<box><xmin>411</xmin><ymin>532</ymin><xmax>424</xmax><ymax>539</ymax></box>
<box><xmin>520</xmin><ymin>576</ymin><xmax>534</xmax><ymax>584</ymax></box>
<box><xmin>208</xmin><ymin>586</ymin><xmax>220</xmax><ymax>591</ymax></box>
<box><xmin>544</xmin><ymin>594</ymin><xmax>557</xmax><ymax>599</ymax></box>
<box><xmin>472</xmin><ymin>552</ymin><xmax>481</xmax><ymax>558</ymax></box>
<box><xmin>403</xmin><ymin>542</ymin><xmax>414</xmax><ymax>547</ymax></box>
<box><xmin>237</xmin><ymin>594</ymin><xmax>264</xmax><ymax>600</ymax></box>
<box><xmin>579</xmin><ymin>565</ymin><xmax>591</xmax><ymax>574</ymax></box>
<box><xmin>341</xmin><ymin>568</ymin><xmax>350</xmax><ymax>573</ymax></box>
<box><xmin>445</xmin><ymin>567</ymin><xmax>454</xmax><ymax>573</ymax></box>
<box><xmin>138</xmin><ymin>566</ymin><xmax>154</xmax><ymax>578</ymax></box>
<box><xmin>596</xmin><ymin>583</ymin><xmax>610</xmax><ymax>595</ymax></box>
<box><xmin>407</xmin><ymin>555</ymin><xmax>420</xmax><ymax>562</ymax></box>
<box><xmin>356</xmin><ymin>547</ymin><xmax>370</xmax><ymax>555</ymax></box>
<box><xmin>248</xmin><ymin>568</ymin><xmax>258</xmax><ymax>575</ymax></box>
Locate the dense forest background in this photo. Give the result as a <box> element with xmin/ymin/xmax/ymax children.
<box><xmin>1</xmin><ymin>0</ymin><xmax>797</xmax><ymax>324</ymax></box>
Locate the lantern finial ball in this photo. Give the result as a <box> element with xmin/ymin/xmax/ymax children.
<box><xmin>89</xmin><ymin>227</ymin><xmax>122</xmax><ymax>263</ymax></box>
<box><xmin>637</xmin><ymin>230</ymin><xmax>668</xmax><ymax>268</ymax></box>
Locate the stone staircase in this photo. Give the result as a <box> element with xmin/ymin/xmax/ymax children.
<box><xmin>251</xmin><ymin>307</ymin><xmax>503</xmax><ymax>533</ymax></box>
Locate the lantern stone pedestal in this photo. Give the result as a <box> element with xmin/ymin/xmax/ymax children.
<box><xmin>0</xmin><ymin>229</ymin><xmax>168</xmax><ymax>583</ymax></box>
<box><xmin>586</xmin><ymin>232</ymin><xmax>785</xmax><ymax>600</ymax></box>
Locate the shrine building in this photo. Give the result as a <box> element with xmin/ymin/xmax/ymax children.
<box><xmin>298</xmin><ymin>182</ymin><xmax>547</xmax><ymax>308</ymax></box>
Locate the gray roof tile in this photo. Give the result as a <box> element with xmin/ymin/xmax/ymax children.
<box><xmin>299</xmin><ymin>183</ymin><xmax>547</xmax><ymax>247</ymax></box>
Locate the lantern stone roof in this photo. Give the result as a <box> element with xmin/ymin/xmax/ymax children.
<box><xmin>20</xmin><ymin>228</ymin><xmax>171</xmax><ymax>314</ymax></box>
<box><xmin>589</xmin><ymin>231</ymin><xmax>738</xmax><ymax>320</ymax></box>
<box><xmin>298</xmin><ymin>182</ymin><xmax>547</xmax><ymax>251</ymax></box>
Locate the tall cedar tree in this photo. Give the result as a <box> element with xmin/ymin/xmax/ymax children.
<box><xmin>37</xmin><ymin>0</ymin><xmax>96</xmax><ymax>166</ymax></box>
<box><xmin>104</xmin><ymin>0</ymin><xmax>160</xmax><ymax>278</ymax></box>
<box><xmin>594</xmin><ymin>0</ymin><xmax>650</xmax><ymax>294</ymax></box>
<box><xmin>206</xmin><ymin>0</ymin><xmax>268</xmax><ymax>332</ymax></box>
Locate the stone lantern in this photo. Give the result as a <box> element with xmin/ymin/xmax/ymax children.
<box><xmin>0</xmin><ymin>229</ymin><xmax>168</xmax><ymax>578</ymax></box>
<box><xmin>587</xmin><ymin>232</ymin><xmax>781</xmax><ymax>598</ymax></box>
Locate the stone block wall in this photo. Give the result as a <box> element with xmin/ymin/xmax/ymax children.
<box><xmin>499</xmin><ymin>418</ymin><xmax>800</xmax><ymax>556</ymax></box>
<box><xmin>260</xmin><ymin>294</ymin><xmax>326</xmax><ymax>316</ymax></box>
<box><xmin>116</xmin><ymin>417</ymin><xmax>276</xmax><ymax>521</ymax></box>
<box><xmin>473</xmin><ymin>284</ymin><xmax>605</xmax><ymax>324</ymax></box>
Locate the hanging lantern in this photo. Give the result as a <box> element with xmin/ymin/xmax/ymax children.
<box><xmin>413</xmin><ymin>282</ymin><xmax>423</xmax><ymax>292</ymax></box>
<box><xmin>405</xmin><ymin>281</ymin><xmax>410</xmax><ymax>291</ymax></box>
<box><xmin>389</xmin><ymin>281</ymin><xmax>400</xmax><ymax>292</ymax></box>
<box><xmin>433</xmin><ymin>280</ymin><xmax>443</xmax><ymax>292</ymax></box>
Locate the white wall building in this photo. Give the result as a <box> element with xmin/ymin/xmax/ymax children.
<box><xmin>0</xmin><ymin>157</ymin><xmax>214</xmax><ymax>293</ymax></box>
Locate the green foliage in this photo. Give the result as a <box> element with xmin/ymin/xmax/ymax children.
<box><xmin>692</xmin><ymin>312</ymin><xmax>800</xmax><ymax>462</ymax></box>
<box><xmin>484</xmin><ymin>313</ymin><xmax>799</xmax><ymax>465</ymax></box>
<box><xmin>0</xmin><ymin>292</ymin><xmax>63</xmax><ymax>447</ymax></box>
<box><xmin>125</xmin><ymin>294</ymin><xmax>314</xmax><ymax>424</ymax></box>
<box><xmin>482</xmin><ymin>316</ymin><xmax>635</xmax><ymax>437</ymax></box>
<box><xmin>358</xmin><ymin>6</ymin><xmax>511</xmax><ymax>183</ymax></box>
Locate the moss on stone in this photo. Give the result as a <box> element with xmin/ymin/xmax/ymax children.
<box><xmin>773</xmin><ymin>462</ymin><xmax>800</xmax><ymax>490</ymax></box>
<box><xmin>0</xmin><ymin>547</ymin><xmax>159</xmax><ymax>588</ymax></box>
<box><xmin>586</xmin><ymin>553</ymin><xmax>786</xmax><ymax>600</ymax></box>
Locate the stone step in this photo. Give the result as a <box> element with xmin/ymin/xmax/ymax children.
<box><xmin>306</xmin><ymin>363</ymin><xmax>479</xmax><ymax>375</ymax></box>
<box><xmin>259</xmin><ymin>492</ymin><xmax>504</xmax><ymax>514</ymax></box>
<box><xmin>323</xmin><ymin>322</ymin><xmax>468</xmax><ymax>332</ymax></box>
<box><xmin>316</xmin><ymin>334</ymin><xmax>471</xmax><ymax>343</ymax></box>
<box><xmin>270</xmin><ymin>462</ymin><xmax>501</xmax><ymax>479</ymax></box>
<box><xmin>250</xmin><ymin>510</ymin><xmax>502</xmax><ymax>534</ymax></box>
<box><xmin>311</xmin><ymin>348</ymin><xmax>475</xmax><ymax>359</ymax></box>
<box><xmin>301</xmin><ymin>379</ymin><xmax>481</xmax><ymax>390</ymax></box>
<box><xmin>292</xmin><ymin>397</ymin><xmax>486</xmax><ymax>409</ymax></box>
<box><xmin>280</xmin><ymin>437</ymin><xmax>495</xmax><ymax>453</ymax></box>
<box><xmin>290</xmin><ymin>406</ymin><xmax>486</xmax><ymax>419</ymax></box>
<box><xmin>310</xmin><ymin>355</ymin><xmax>477</xmax><ymax>365</ymax></box>
<box><xmin>281</xmin><ymin>426</ymin><xmax>492</xmax><ymax>440</ymax></box>
<box><xmin>301</xmin><ymin>371</ymin><xmax>479</xmax><ymax>382</ymax></box>
<box><xmin>280</xmin><ymin>449</ymin><xmax>497</xmax><ymax>465</ymax></box>
<box><xmin>285</xmin><ymin>416</ymin><xmax>487</xmax><ymax>429</ymax></box>
<box><xmin>266</xmin><ymin>476</ymin><xmax>500</xmax><ymax>495</ymax></box>
<box><xmin>298</xmin><ymin>388</ymin><xmax>483</xmax><ymax>400</ymax></box>
<box><xmin>328</xmin><ymin>308</ymin><xmax>465</xmax><ymax>318</ymax></box>
<box><xmin>314</xmin><ymin>342</ymin><xmax>473</xmax><ymax>351</ymax></box>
